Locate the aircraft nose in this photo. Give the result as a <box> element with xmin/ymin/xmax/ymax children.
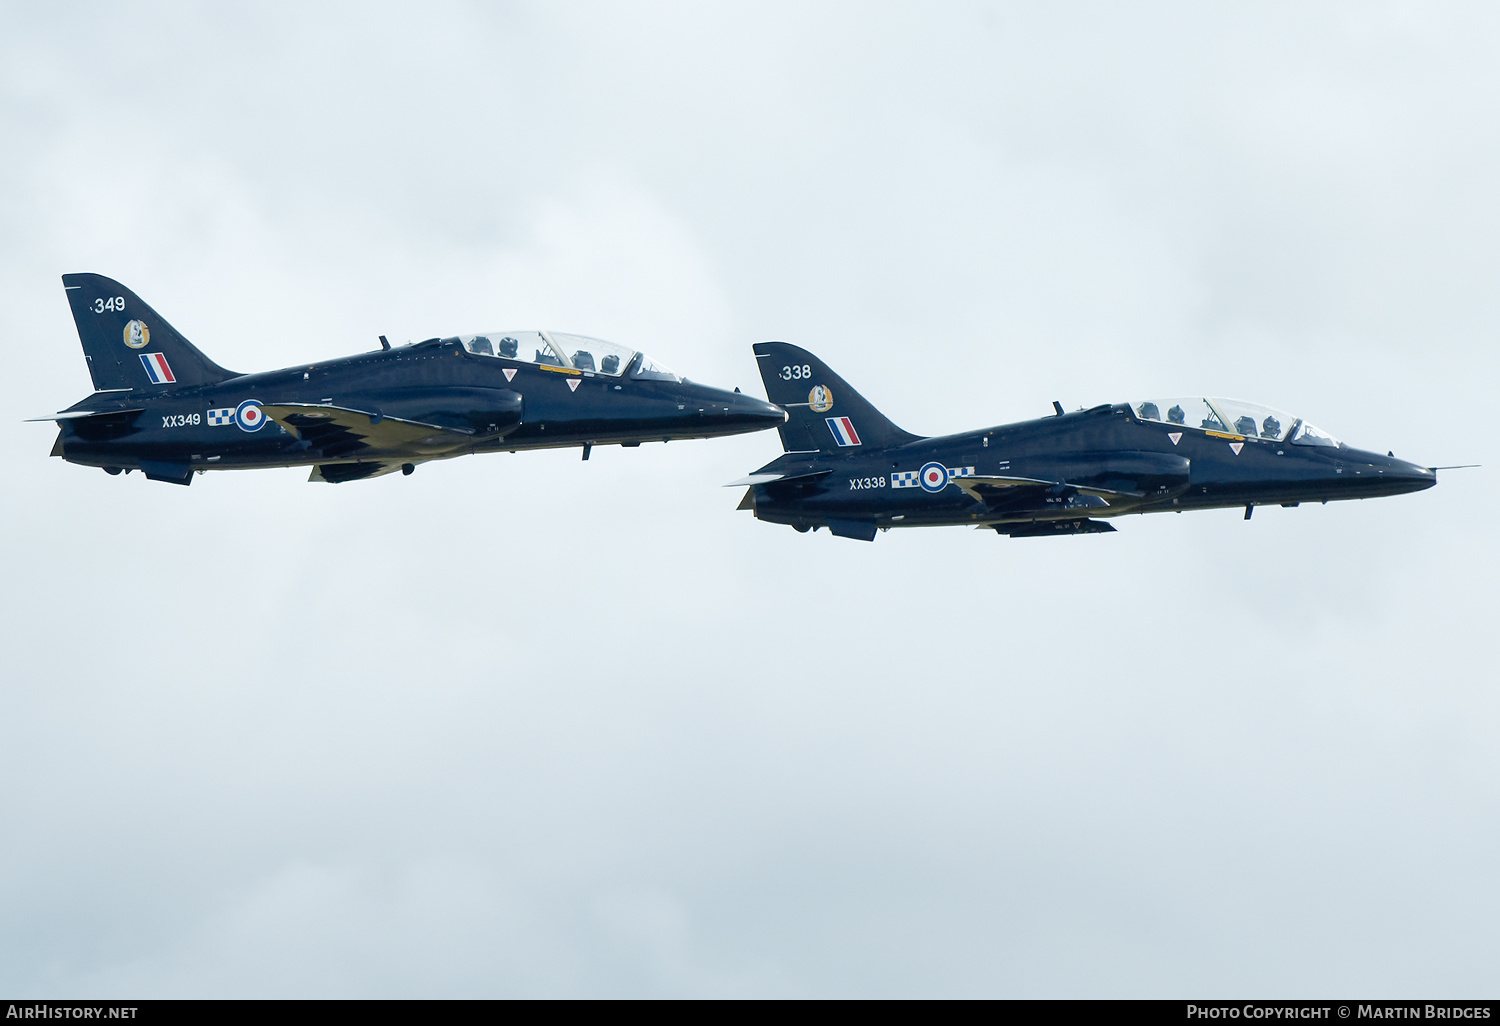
<box><xmin>1372</xmin><ymin>454</ymin><xmax>1438</xmax><ymax>495</ymax></box>
<box><xmin>1399</xmin><ymin>460</ymin><xmax>1438</xmax><ymax>491</ymax></box>
<box><xmin>720</xmin><ymin>391</ymin><xmax>788</xmax><ymax>433</ymax></box>
<box><xmin>683</xmin><ymin>384</ymin><xmax>787</xmax><ymax>437</ymax></box>
<box><xmin>734</xmin><ymin>392</ymin><xmax>788</xmax><ymax>425</ymax></box>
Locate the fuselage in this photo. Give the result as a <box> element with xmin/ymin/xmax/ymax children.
<box><xmin>747</xmin><ymin>402</ymin><xmax>1436</xmax><ymax>533</ymax></box>
<box><xmin>55</xmin><ymin>336</ymin><xmax>785</xmax><ymax>478</ymax></box>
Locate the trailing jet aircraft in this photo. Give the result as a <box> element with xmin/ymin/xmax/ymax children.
<box><xmin>733</xmin><ymin>342</ymin><xmax>1440</xmax><ymax>540</ymax></box>
<box><xmin>35</xmin><ymin>274</ymin><xmax>785</xmax><ymax>484</ymax></box>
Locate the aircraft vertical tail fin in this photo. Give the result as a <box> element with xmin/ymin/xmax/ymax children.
<box><xmin>61</xmin><ymin>273</ymin><xmax>239</xmax><ymax>392</ymax></box>
<box><xmin>753</xmin><ymin>341</ymin><xmax>921</xmax><ymax>453</ymax></box>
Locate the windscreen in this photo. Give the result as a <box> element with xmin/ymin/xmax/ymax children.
<box><xmin>630</xmin><ymin>353</ymin><xmax>680</xmax><ymax>382</ymax></box>
<box><xmin>1290</xmin><ymin>420</ymin><xmax>1340</xmax><ymax>447</ymax></box>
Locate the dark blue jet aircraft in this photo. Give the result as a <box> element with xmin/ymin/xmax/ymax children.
<box><xmin>37</xmin><ymin>274</ymin><xmax>784</xmax><ymax>484</ymax></box>
<box><xmin>734</xmin><ymin>342</ymin><xmax>1438</xmax><ymax>540</ymax></box>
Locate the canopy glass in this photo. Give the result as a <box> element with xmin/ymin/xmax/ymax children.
<box><xmin>448</xmin><ymin>330</ymin><xmax>680</xmax><ymax>381</ymax></box>
<box><xmin>1132</xmin><ymin>397</ymin><xmax>1340</xmax><ymax>447</ymax></box>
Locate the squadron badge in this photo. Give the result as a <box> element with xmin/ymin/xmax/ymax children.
<box><xmin>808</xmin><ymin>384</ymin><xmax>834</xmax><ymax>413</ymax></box>
<box><xmin>123</xmin><ymin>320</ymin><xmax>150</xmax><ymax>349</ymax></box>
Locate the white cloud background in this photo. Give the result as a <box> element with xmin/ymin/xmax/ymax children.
<box><xmin>1</xmin><ymin>0</ymin><xmax>1496</xmax><ymax>997</ymax></box>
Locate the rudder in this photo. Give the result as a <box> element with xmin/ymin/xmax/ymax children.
<box><xmin>753</xmin><ymin>341</ymin><xmax>920</xmax><ymax>453</ymax></box>
<box><xmin>62</xmin><ymin>273</ymin><xmax>238</xmax><ymax>392</ymax></box>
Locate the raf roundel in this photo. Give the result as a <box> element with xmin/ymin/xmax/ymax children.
<box><xmin>235</xmin><ymin>399</ymin><xmax>267</xmax><ymax>432</ymax></box>
<box><xmin>919</xmin><ymin>461</ymin><xmax>949</xmax><ymax>493</ymax></box>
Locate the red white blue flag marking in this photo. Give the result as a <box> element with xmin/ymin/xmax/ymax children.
<box><xmin>139</xmin><ymin>353</ymin><xmax>175</xmax><ymax>385</ymax></box>
<box><xmin>825</xmin><ymin>416</ymin><xmax>861</xmax><ymax>447</ymax></box>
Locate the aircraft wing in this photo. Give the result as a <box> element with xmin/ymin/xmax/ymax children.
<box><xmin>260</xmin><ymin>403</ymin><xmax>474</xmax><ymax>459</ymax></box>
<box><xmin>954</xmin><ymin>474</ymin><xmax>1145</xmax><ymax>502</ymax></box>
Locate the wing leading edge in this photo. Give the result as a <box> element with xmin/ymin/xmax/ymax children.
<box><xmin>261</xmin><ymin>403</ymin><xmax>475</xmax><ymax>455</ymax></box>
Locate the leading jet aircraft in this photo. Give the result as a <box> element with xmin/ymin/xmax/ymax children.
<box><xmin>36</xmin><ymin>274</ymin><xmax>785</xmax><ymax>484</ymax></box>
<box><xmin>734</xmin><ymin>342</ymin><xmax>1438</xmax><ymax>540</ymax></box>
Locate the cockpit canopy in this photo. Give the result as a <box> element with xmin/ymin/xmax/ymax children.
<box><xmin>446</xmin><ymin>330</ymin><xmax>680</xmax><ymax>381</ymax></box>
<box><xmin>1132</xmin><ymin>397</ymin><xmax>1340</xmax><ymax>447</ymax></box>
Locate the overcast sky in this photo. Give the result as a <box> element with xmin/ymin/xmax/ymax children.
<box><xmin>1</xmin><ymin>1</ymin><xmax>1496</xmax><ymax>997</ymax></box>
